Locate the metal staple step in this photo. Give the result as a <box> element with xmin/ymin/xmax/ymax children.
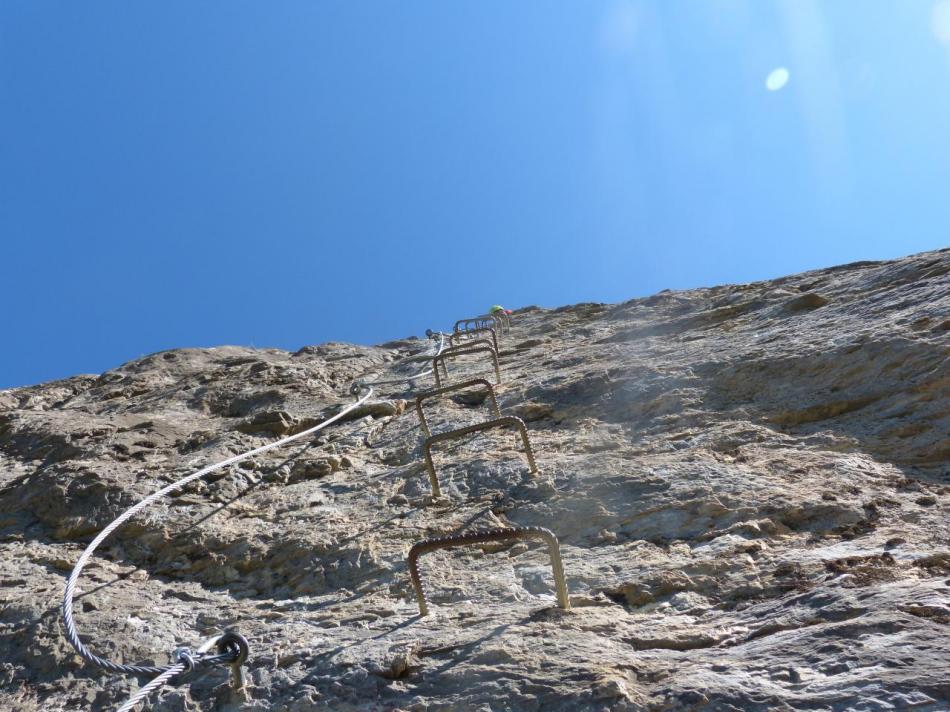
<box><xmin>407</xmin><ymin>526</ymin><xmax>570</xmax><ymax>616</ymax></box>
<box><xmin>422</xmin><ymin>415</ymin><xmax>537</xmax><ymax>498</ymax></box>
<box><xmin>414</xmin><ymin>378</ymin><xmax>502</xmax><ymax>438</ymax></box>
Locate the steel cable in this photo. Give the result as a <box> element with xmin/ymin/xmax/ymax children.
<box><xmin>59</xmin><ymin>327</ymin><xmax>449</xmax><ymax>709</ymax></box>
<box><xmin>115</xmin><ymin>634</ymin><xmax>234</xmax><ymax>712</ymax></box>
<box><xmin>62</xmin><ymin>387</ymin><xmax>375</xmax><ymax>676</ymax></box>
<box><xmin>353</xmin><ymin>332</ymin><xmax>445</xmax><ymax>388</ymax></box>
<box><xmin>115</xmin><ymin>662</ymin><xmax>185</xmax><ymax>712</ymax></box>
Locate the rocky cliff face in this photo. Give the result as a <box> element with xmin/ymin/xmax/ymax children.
<box><xmin>1</xmin><ymin>249</ymin><xmax>947</xmax><ymax>712</ymax></box>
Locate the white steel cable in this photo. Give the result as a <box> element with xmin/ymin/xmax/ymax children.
<box><xmin>352</xmin><ymin>332</ymin><xmax>445</xmax><ymax>388</ymax></box>
<box><xmin>116</xmin><ymin>662</ymin><xmax>185</xmax><ymax>712</ymax></box>
<box><xmin>60</xmin><ymin>327</ymin><xmax>451</xmax><ymax>709</ymax></box>
<box><xmin>116</xmin><ymin>635</ymin><xmax>225</xmax><ymax>712</ymax></box>
<box><xmin>62</xmin><ymin>387</ymin><xmax>374</xmax><ymax>676</ymax></box>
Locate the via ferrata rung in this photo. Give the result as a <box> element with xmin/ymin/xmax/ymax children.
<box><xmin>450</xmin><ymin>325</ymin><xmax>499</xmax><ymax>354</ymax></box>
<box><xmin>408</xmin><ymin>526</ymin><xmax>569</xmax><ymax>616</ymax></box>
<box><xmin>414</xmin><ymin>378</ymin><xmax>502</xmax><ymax>439</ymax></box>
<box><xmin>433</xmin><ymin>345</ymin><xmax>501</xmax><ymax>388</ymax></box>
<box><xmin>421</xmin><ymin>415</ymin><xmax>537</xmax><ymax>498</ymax></box>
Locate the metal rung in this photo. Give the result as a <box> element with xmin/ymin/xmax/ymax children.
<box><xmin>433</xmin><ymin>345</ymin><xmax>501</xmax><ymax>388</ymax></box>
<box><xmin>422</xmin><ymin>415</ymin><xmax>537</xmax><ymax>498</ymax></box>
<box><xmin>454</xmin><ymin>315</ymin><xmax>503</xmax><ymax>335</ymax></box>
<box><xmin>449</xmin><ymin>326</ymin><xmax>498</xmax><ymax>354</ymax></box>
<box><xmin>438</xmin><ymin>339</ymin><xmax>497</xmax><ymax>375</ymax></box>
<box><xmin>432</xmin><ymin>337</ymin><xmax>501</xmax><ymax>385</ymax></box>
<box><xmin>414</xmin><ymin>378</ymin><xmax>501</xmax><ymax>438</ymax></box>
<box><xmin>440</xmin><ymin>339</ymin><xmax>496</xmax><ymax>356</ymax></box>
<box><xmin>408</xmin><ymin>526</ymin><xmax>570</xmax><ymax>616</ymax></box>
<box><xmin>488</xmin><ymin>310</ymin><xmax>511</xmax><ymax>333</ymax></box>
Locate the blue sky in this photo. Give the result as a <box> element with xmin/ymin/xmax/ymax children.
<box><xmin>2</xmin><ymin>1</ymin><xmax>948</xmax><ymax>388</ymax></box>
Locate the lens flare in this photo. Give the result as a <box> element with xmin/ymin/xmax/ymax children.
<box><xmin>934</xmin><ymin>0</ymin><xmax>950</xmax><ymax>44</ymax></box>
<box><xmin>766</xmin><ymin>67</ymin><xmax>790</xmax><ymax>91</ymax></box>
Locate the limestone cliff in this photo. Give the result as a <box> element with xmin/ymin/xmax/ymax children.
<box><xmin>1</xmin><ymin>249</ymin><xmax>947</xmax><ymax>711</ymax></box>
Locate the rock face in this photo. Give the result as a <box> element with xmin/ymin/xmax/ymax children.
<box><xmin>1</xmin><ymin>249</ymin><xmax>947</xmax><ymax>712</ymax></box>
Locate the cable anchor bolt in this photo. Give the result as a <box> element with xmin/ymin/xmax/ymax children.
<box><xmin>216</xmin><ymin>631</ymin><xmax>250</xmax><ymax>701</ymax></box>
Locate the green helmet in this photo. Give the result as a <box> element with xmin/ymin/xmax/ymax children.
<box><xmin>490</xmin><ymin>304</ymin><xmax>504</xmax><ymax>313</ymax></box>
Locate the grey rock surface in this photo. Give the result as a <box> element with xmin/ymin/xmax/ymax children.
<box><xmin>1</xmin><ymin>249</ymin><xmax>948</xmax><ymax>711</ymax></box>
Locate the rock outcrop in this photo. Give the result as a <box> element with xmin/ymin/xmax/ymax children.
<box><xmin>1</xmin><ymin>249</ymin><xmax>947</xmax><ymax>711</ymax></box>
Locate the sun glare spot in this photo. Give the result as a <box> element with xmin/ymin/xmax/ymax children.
<box><xmin>934</xmin><ymin>0</ymin><xmax>950</xmax><ymax>44</ymax></box>
<box><xmin>766</xmin><ymin>67</ymin><xmax>790</xmax><ymax>91</ymax></box>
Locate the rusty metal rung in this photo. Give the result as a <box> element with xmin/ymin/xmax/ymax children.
<box><xmin>489</xmin><ymin>310</ymin><xmax>511</xmax><ymax>333</ymax></box>
<box><xmin>414</xmin><ymin>378</ymin><xmax>502</xmax><ymax>438</ymax></box>
<box><xmin>454</xmin><ymin>315</ymin><xmax>503</xmax><ymax>335</ymax></box>
<box><xmin>440</xmin><ymin>339</ymin><xmax>496</xmax><ymax>358</ymax></box>
<box><xmin>408</xmin><ymin>526</ymin><xmax>570</xmax><ymax>616</ymax></box>
<box><xmin>438</xmin><ymin>340</ymin><xmax>497</xmax><ymax>380</ymax></box>
<box><xmin>433</xmin><ymin>345</ymin><xmax>501</xmax><ymax>388</ymax></box>
<box><xmin>422</xmin><ymin>415</ymin><xmax>537</xmax><ymax>498</ymax></box>
<box><xmin>449</xmin><ymin>326</ymin><xmax>498</xmax><ymax>354</ymax></box>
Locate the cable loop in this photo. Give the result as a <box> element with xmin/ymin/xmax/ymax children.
<box><xmin>215</xmin><ymin>631</ymin><xmax>250</xmax><ymax>667</ymax></box>
<box><xmin>173</xmin><ymin>649</ymin><xmax>197</xmax><ymax>673</ymax></box>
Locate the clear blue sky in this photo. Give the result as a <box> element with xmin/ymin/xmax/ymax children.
<box><xmin>2</xmin><ymin>2</ymin><xmax>948</xmax><ymax>388</ymax></box>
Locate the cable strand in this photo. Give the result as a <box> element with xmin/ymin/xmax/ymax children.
<box><xmin>61</xmin><ymin>387</ymin><xmax>374</xmax><ymax>676</ymax></box>
<box><xmin>59</xmin><ymin>326</ymin><xmax>452</xmax><ymax>709</ymax></box>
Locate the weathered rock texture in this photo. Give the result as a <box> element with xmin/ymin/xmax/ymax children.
<box><xmin>1</xmin><ymin>249</ymin><xmax>948</xmax><ymax>711</ymax></box>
